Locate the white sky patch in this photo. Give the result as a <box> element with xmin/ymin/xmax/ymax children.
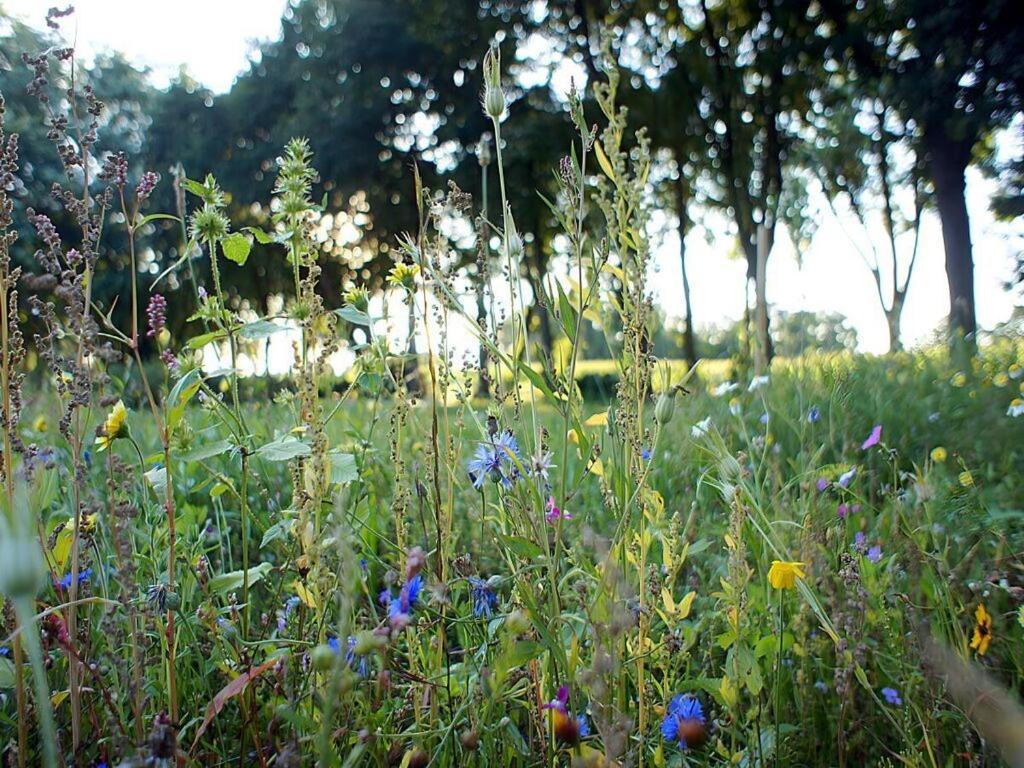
<box><xmin>4</xmin><ymin>0</ymin><xmax>1022</xmax><ymax>353</ymax></box>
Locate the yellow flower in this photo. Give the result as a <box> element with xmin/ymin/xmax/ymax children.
<box><xmin>970</xmin><ymin>603</ymin><xmax>992</xmax><ymax>656</ymax></box>
<box><xmin>386</xmin><ymin>262</ymin><xmax>420</xmax><ymax>291</ymax></box>
<box><xmin>95</xmin><ymin>400</ymin><xmax>128</xmax><ymax>451</ymax></box>
<box><xmin>958</xmin><ymin>470</ymin><xmax>974</xmax><ymax>488</ymax></box>
<box><xmin>994</xmin><ymin>372</ymin><xmax>1009</xmax><ymax>387</ymax></box>
<box><xmin>1017</xmin><ymin>606</ymin><xmax>1024</xmax><ymax>629</ymax></box>
<box><xmin>768</xmin><ymin>560</ymin><xmax>806</xmax><ymax>590</ymax></box>
<box><xmin>951</xmin><ymin>371</ymin><xmax>967</xmax><ymax>387</ymax></box>
<box><xmin>930</xmin><ymin>446</ymin><xmax>947</xmax><ymax>463</ymax></box>
<box><xmin>32</xmin><ymin>415</ymin><xmax>48</xmax><ymax>432</ymax></box>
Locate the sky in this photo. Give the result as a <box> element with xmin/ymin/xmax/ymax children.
<box><xmin>4</xmin><ymin>0</ymin><xmax>1023</xmax><ymax>354</ymax></box>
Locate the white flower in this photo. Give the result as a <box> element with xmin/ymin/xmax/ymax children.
<box><xmin>728</xmin><ymin>398</ymin><xmax>741</xmax><ymax>417</ymax></box>
<box><xmin>691</xmin><ymin>417</ymin><xmax>712</xmax><ymax>438</ymax></box>
<box><xmin>713</xmin><ymin>381</ymin><xmax>738</xmax><ymax>397</ymax></box>
<box><xmin>748</xmin><ymin>375</ymin><xmax>770</xmax><ymax>392</ymax></box>
<box><xmin>1007</xmin><ymin>398</ymin><xmax>1024</xmax><ymax>417</ymax></box>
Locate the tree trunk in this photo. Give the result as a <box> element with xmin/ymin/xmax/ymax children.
<box><xmin>925</xmin><ymin>128</ymin><xmax>976</xmax><ymax>341</ymax></box>
<box><xmin>673</xmin><ymin>164</ymin><xmax>698</xmax><ymax>366</ymax></box>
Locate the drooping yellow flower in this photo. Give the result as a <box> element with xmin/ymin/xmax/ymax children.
<box><xmin>95</xmin><ymin>400</ymin><xmax>128</xmax><ymax>451</ymax></box>
<box><xmin>930</xmin><ymin>446</ymin><xmax>947</xmax><ymax>463</ymax></box>
<box><xmin>959</xmin><ymin>470</ymin><xmax>974</xmax><ymax>488</ymax></box>
<box><xmin>768</xmin><ymin>560</ymin><xmax>806</xmax><ymax>590</ymax></box>
<box><xmin>970</xmin><ymin>603</ymin><xmax>992</xmax><ymax>656</ymax></box>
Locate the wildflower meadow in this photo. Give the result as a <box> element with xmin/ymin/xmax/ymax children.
<box><xmin>1</xmin><ymin>5</ymin><xmax>1024</xmax><ymax>768</ymax></box>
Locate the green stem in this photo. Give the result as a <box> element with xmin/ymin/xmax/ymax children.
<box><xmin>14</xmin><ymin>597</ymin><xmax>59</xmax><ymax>768</ymax></box>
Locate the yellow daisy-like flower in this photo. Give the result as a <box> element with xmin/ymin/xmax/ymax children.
<box><xmin>994</xmin><ymin>372</ymin><xmax>1009</xmax><ymax>387</ymax></box>
<box><xmin>95</xmin><ymin>400</ymin><xmax>128</xmax><ymax>451</ymax></box>
<box><xmin>958</xmin><ymin>470</ymin><xmax>974</xmax><ymax>488</ymax></box>
<box><xmin>951</xmin><ymin>371</ymin><xmax>967</xmax><ymax>388</ymax></box>
<box><xmin>768</xmin><ymin>560</ymin><xmax>806</xmax><ymax>590</ymax></box>
<box><xmin>32</xmin><ymin>415</ymin><xmax>48</xmax><ymax>432</ymax></box>
<box><xmin>386</xmin><ymin>262</ymin><xmax>420</xmax><ymax>291</ymax></box>
<box><xmin>930</xmin><ymin>446</ymin><xmax>947</xmax><ymax>463</ymax></box>
<box><xmin>970</xmin><ymin>603</ymin><xmax>992</xmax><ymax>656</ymax></box>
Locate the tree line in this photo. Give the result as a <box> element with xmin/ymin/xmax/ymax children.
<box><xmin>1</xmin><ymin>0</ymin><xmax>1021</xmax><ymax>363</ymax></box>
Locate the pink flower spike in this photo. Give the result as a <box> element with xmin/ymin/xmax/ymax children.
<box><xmin>861</xmin><ymin>424</ymin><xmax>882</xmax><ymax>450</ymax></box>
<box><xmin>545</xmin><ymin>496</ymin><xmax>571</xmax><ymax>524</ymax></box>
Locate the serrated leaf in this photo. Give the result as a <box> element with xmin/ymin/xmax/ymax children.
<box><xmin>221</xmin><ymin>232</ymin><xmax>251</xmax><ymax>265</ymax></box>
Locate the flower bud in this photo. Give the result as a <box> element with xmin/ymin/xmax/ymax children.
<box><xmin>482</xmin><ymin>45</ymin><xmax>505</xmax><ymax>119</ymax></box>
<box><xmin>655</xmin><ymin>391</ymin><xmax>676</xmax><ymax>425</ymax></box>
<box><xmin>311</xmin><ymin>644</ymin><xmax>336</xmax><ymax>671</ymax></box>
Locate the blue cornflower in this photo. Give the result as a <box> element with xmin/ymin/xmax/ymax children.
<box><xmin>468</xmin><ymin>577</ymin><xmax>498</xmax><ymax>619</ymax></box>
<box><xmin>277</xmin><ymin>596</ymin><xmax>301</xmax><ymax>632</ymax></box>
<box><xmin>881</xmin><ymin>687</ymin><xmax>902</xmax><ymax>706</ymax></box>
<box><xmin>344</xmin><ymin>636</ymin><xmax>371</xmax><ymax>677</ymax></box>
<box><xmin>57</xmin><ymin>568</ymin><xmax>93</xmax><ymax>591</ymax></box>
<box><xmin>661</xmin><ymin>694</ymin><xmax>706</xmax><ymax>749</ymax></box>
<box><xmin>807</xmin><ymin>405</ymin><xmax>821</xmax><ymax>424</ymax></box>
<box><xmin>641</xmin><ymin>447</ymin><xmax>652</xmax><ymax>462</ymax></box>
<box><xmin>0</xmin><ymin>646</ymin><xmax>9</xmax><ymax>658</ymax></box>
<box><xmin>467</xmin><ymin>431</ymin><xmax>522</xmax><ymax>489</ymax></box>
<box><xmin>381</xmin><ymin>573</ymin><xmax>424</xmax><ymax>629</ymax></box>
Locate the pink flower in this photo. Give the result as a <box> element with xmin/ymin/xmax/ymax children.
<box><xmin>545</xmin><ymin>496</ymin><xmax>571</xmax><ymax>524</ymax></box>
<box><xmin>861</xmin><ymin>424</ymin><xmax>882</xmax><ymax>450</ymax></box>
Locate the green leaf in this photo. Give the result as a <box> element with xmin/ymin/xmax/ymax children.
<box><xmin>335</xmin><ymin>306</ymin><xmax>372</xmax><ymax>326</ymax></box>
<box><xmin>0</xmin><ymin>657</ymin><xmax>15</xmax><ymax>689</ymax></box>
<box><xmin>208</xmin><ymin>562</ymin><xmax>273</xmax><ymax>594</ymax></box>
<box><xmin>594</xmin><ymin>140</ymin><xmax>616</xmax><ymax>181</ymax></box>
<box><xmin>330</xmin><ymin>452</ymin><xmax>358</xmax><ymax>484</ymax></box>
<box><xmin>256</xmin><ymin>435</ymin><xmax>312</xmax><ymax>462</ymax></box>
<box><xmin>260</xmin><ymin>519</ymin><xmax>291</xmax><ymax>549</ymax></box>
<box><xmin>239</xmin><ymin>320</ymin><xmax>286</xmax><ymax>341</ymax></box>
<box><xmin>517</xmin><ymin>361</ymin><xmax>554</xmax><ymax>401</ymax></box>
<box><xmin>136</xmin><ymin>213</ymin><xmax>180</xmax><ymax>228</ymax></box>
<box><xmin>179</xmin><ymin>439</ymin><xmax>233</xmax><ymax>463</ymax></box>
<box><xmin>186</xmin><ymin>330</ymin><xmax>226</xmax><ymax>351</ymax></box>
<box><xmin>145</xmin><ymin>466</ymin><xmax>168</xmax><ymax>495</ymax></box>
<box><xmin>221</xmin><ymin>232</ymin><xmax>251</xmax><ymax>266</ymax></box>
<box><xmin>243</xmin><ymin>226</ymin><xmax>275</xmax><ymax>245</ymax></box>
<box><xmin>505</xmin><ymin>536</ymin><xmax>543</xmax><ymax>560</ymax></box>
<box><xmin>167</xmin><ymin>368</ymin><xmax>203</xmax><ymax>432</ymax></box>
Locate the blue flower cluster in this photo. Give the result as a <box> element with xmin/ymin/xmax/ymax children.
<box><xmin>467</xmin><ymin>431</ymin><xmax>522</xmax><ymax>489</ymax></box>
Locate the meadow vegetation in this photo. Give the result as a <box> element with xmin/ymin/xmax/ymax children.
<box><xmin>1</xmin><ymin>24</ymin><xmax>1024</xmax><ymax>768</ymax></box>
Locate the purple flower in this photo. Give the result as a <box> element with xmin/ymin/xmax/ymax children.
<box><xmin>57</xmin><ymin>568</ymin><xmax>93</xmax><ymax>591</ymax></box>
<box><xmin>837</xmin><ymin>503</ymin><xmax>849</xmax><ymax>519</ymax></box>
<box><xmin>861</xmin><ymin>424</ymin><xmax>882</xmax><ymax>450</ymax></box>
<box><xmin>136</xmin><ymin>170</ymin><xmax>159</xmax><ymax>201</ymax></box>
<box><xmin>881</xmin><ymin>687</ymin><xmax>902</xmax><ymax>706</ymax></box>
<box><xmin>543</xmin><ymin>685</ymin><xmax>590</xmax><ymax>744</ymax></box>
<box><xmin>838</xmin><ymin>467</ymin><xmax>856</xmax><ymax>488</ymax></box>
<box><xmin>147</xmin><ymin>294</ymin><xmax>167</xmax><ymax>338</ymax></box>
<box><xmin>816</xmin><ymin>477</ymin><xmax>829</xmax><ymax>492</ymax></box>
<box><xmin>867</xmin><ymin>545</ymin><xmax>883</xmax><ymax>563</ymax></box>
<box><xmin>468</xmin><ymin>577</ymin><xmax>498</xmax><ymax>619</ymax></box>
<box><xmin>545</xmin><ymin>495</ymin><xmax>571</xmax><ymax>524</ymax></box>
